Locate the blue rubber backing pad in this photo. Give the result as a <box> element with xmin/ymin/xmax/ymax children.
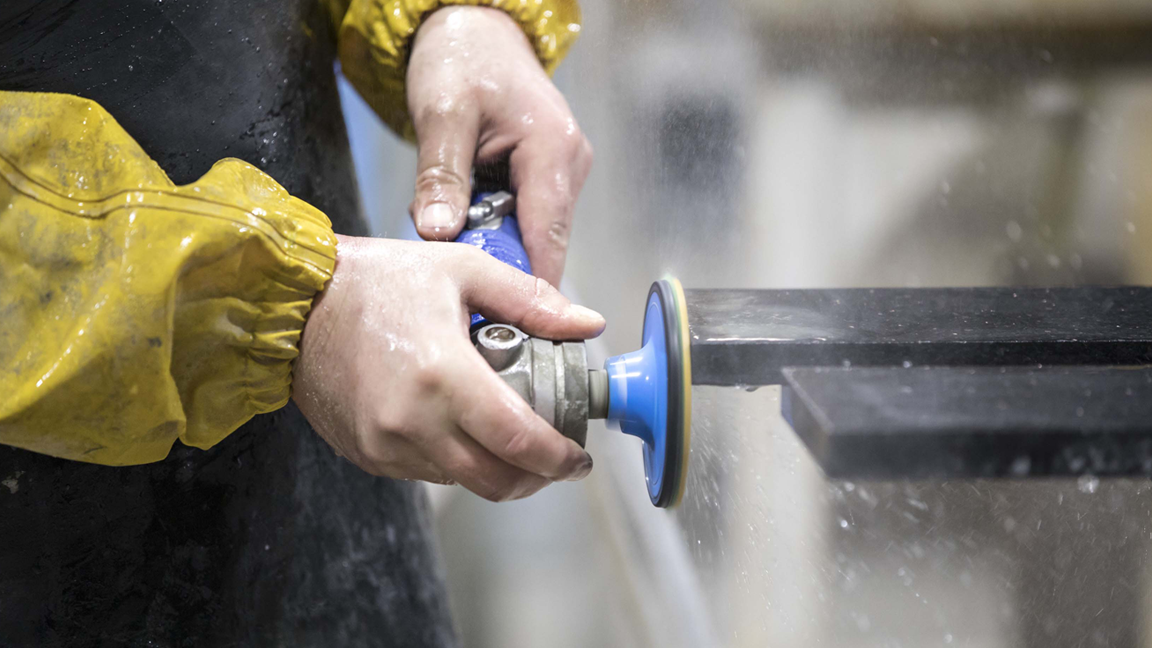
<box><xmin>606</xmin><ymin>279</ymin><xmax>691</xmax><ymax>507</ymax></box>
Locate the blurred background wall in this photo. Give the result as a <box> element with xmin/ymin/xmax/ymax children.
<box><xmin>340</xmin><ymin>1</ymin><xmax>1152</xmax><ymax>645</ymax></box>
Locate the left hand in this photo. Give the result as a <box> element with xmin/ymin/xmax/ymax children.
<box><xmin>292</xmin><ymin>236</ymin><xmax>604</xmax><ymax>500</ymax></box>
<box><xmin>405</xmin><ymin>6</ymin><xmax>593</xmax><ymax>287</ymax></box>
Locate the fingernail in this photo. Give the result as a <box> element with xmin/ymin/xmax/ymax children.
<box><xmin>571</xmin><ymin>455</ymin><xmax>594</xmax><ymax>481</ymax></box>
<box><xmin>418</xmin><ymin>203</ymin><xmax>456</xmax><ymax>232</ymax></box>
<box><xmin>570</xmin><ymin>304</ymin><xmax>606</xmax><ymax>327</ymax></box>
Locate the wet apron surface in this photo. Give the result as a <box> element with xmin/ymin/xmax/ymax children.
<box><xmin>0</xmin><ymin>1</ymin><xmax>457</xmax><ymax>645</ymax></box>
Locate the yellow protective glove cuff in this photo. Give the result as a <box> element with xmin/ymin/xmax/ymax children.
<box><xmin>335</xmin><ymin>0</ymin><xmax>582</xmax><ymax>140</ymax></box>
<box><xmin>0</xmin><ymin>91</ymin><xmax>338</xmax><ymax>465</ymax></box>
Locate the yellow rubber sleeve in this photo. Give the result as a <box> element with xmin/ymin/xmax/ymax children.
<box><xmin>0</xmin><ymin>91</ymin><xmax>337</xmax><ymax>465</ymax></box>
<box><xmin>331</xmin><ymin>0</ymin><xmax>582</xmax><ymax>140</ymax></box>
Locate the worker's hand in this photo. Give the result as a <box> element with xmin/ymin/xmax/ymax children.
<box><xmin>292</xmin><ymin>236</ymin><xmax>604</xmax><ymax>501</ymax></box>
<box><xmin>405</xmin><ymin>6</ymin><xmax>593</xmax><ymax>286</ymax></box>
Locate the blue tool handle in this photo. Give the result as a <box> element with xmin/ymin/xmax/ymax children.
<box><xmin>455</xmin><ymin>191</ymin><xmax>532</xmax><ymax>327</ymax></box>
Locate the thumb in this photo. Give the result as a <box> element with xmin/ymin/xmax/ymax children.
<box><xmin>411</xmin><ymin>103</ymin><xmax>480</xmax><ymax>241</ymax></box>
<box><xmin>455</xmin><ymin>247</ymin><xmax>606</xmax><ymax>340</ymax></box>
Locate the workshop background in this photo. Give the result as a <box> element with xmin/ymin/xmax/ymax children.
<box><xmin>339</xmin><ymin>0</ymin><xmax>1152</xmax><ymax>646</ymax></box>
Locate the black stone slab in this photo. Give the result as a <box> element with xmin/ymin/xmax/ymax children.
<box><xmin>781</xmin><ymin>366</ymin><xmax>1152</xmax><ymax>479</ymax></box>
<box><xmin>687</xmin><ymin>287</ymin><xmax>1152</xmax><ymax>386</ymax></box>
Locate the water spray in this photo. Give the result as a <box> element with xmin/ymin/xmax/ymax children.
<box><xmin>456</xmin><ymin>175</ymin><xmax>1152</xmax><ymax>490</ymax></box>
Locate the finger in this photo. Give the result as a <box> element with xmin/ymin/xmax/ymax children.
<box><xmin>410</xmin><ymin>95</ymin><xmax>481</xmax><ymax>241</ymax></box>
<box><xmin>452</xmin><ymin>245</ymin><xmax>605</xmax><ymax>341</ymax></box>
<box><xmin>509</xmin><ymin>122</ymin><xmax>593</xmax><ymax>286</ymax></box>
<box><xmin>449</xmin><ymin>350</ymin><xmax>594</xmax><ymax>482</ymax></box>
<box><xmin>417</xmin><ymin>421</ymin><xmax>552</xmax><ymax>502</ymax></box>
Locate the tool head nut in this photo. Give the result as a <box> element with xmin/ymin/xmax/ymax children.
<box><xmin>475</xmin><ymin>324</ymin><xmax>525</xmax><ymax>371</ymax></box>
<box><xmin>467</xmin><ymin>191</ymin><xmax>516</xmax><ymax>229</ymax></box>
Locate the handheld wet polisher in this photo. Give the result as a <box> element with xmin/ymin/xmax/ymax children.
<box><xmin>455</xmin><ymin>184</ymin><xmax>692</xmax><ymax>507</ymax></box>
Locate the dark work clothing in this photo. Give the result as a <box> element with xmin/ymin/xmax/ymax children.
<box><xmin>0</xmin><ymin>1</ymin><xmax>457</xmax><ymax>645</ymax></box>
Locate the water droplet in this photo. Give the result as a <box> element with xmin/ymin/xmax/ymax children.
<box><xmin>1006</xmin><ymin>456</ymin><xmax>1030</xmax><ymax>476</ymax></box>
<box><xmin>1006</xmin><ymin>220</ymin><xmax>1023</xmax><ymax>242</ymax></box>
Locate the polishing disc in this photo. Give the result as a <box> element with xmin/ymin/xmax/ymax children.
<box><xmin>648</xmin><ymin>277</ymin><xmax>692</xmax><ymax>507</ymax></box>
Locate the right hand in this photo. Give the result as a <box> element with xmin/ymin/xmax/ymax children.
<box><xmin>291</xmin><ymin>236</ymin><xmax>605</xmax><ymax>501</ymax></box>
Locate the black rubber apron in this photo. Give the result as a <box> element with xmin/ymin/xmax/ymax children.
<box><xmin>0</xmin><ymin>2</ymin><xmax>457</xmax><ymax>645</ymax></box>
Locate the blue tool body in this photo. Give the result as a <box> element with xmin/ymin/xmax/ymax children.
<box><xmin>456</xmin><ymin>192</ymin><xmax>532</xmax><ymax>328</ymax></box>
<box><xmin>455</xmin><ymin>194</ymin><xmax>532</xmax><ymax>274</ymax></box>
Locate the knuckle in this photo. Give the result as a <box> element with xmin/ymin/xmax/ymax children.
<box><xmin>531</xmin><ymin>276</ymin><xmax>558</xmax><ymax>300</ymax></box>
<box><xmin>415</xmin><ymin>166</ymin><xmax>469</xmax><ymax>197</ymax></box>
<box><xmin>546</xmin><ymin>219</ymin><xmax>572</xmax><ymax>250</ymax></box>
<box><xmin>560</xmin><ymin>125</ymin><xmax>592</xmax><ymax>166</ymax></box>
<box><xmin>500</xmin><ymin>425</ymin><xmax>538</xmax><ymax>464</ymax></box>
<box><xmin>418</xmin><ymin>95</ymin><xmax>471</xmax><ymax>126</ymax></box>
<box><xmin>563</xmin><ymin>126</ymin><xmax>587</xmax><ymax>152</ymax></box>
<box><xmin>370</xmin><ymin>406</ymin><xmax>404</xmax><ymax>435</ymax></box>
<box><xmin>579</xmin><ymin>138</ymin><xmax>594</xmax><ymax>166</ymax></box>
<box><xmin>411</xmin><ymin>357</ymin><xmax>451</xmax><ymax>394</ymax></box>
<box><xmin>364</xmin><ymin>413</ymin><xmax>409</xmax><ymax>455</ymax></box>
<box><xmin>551</xmin><ymin>117</ymin><xmax>584</xmax><ymax>146</ymax></box>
